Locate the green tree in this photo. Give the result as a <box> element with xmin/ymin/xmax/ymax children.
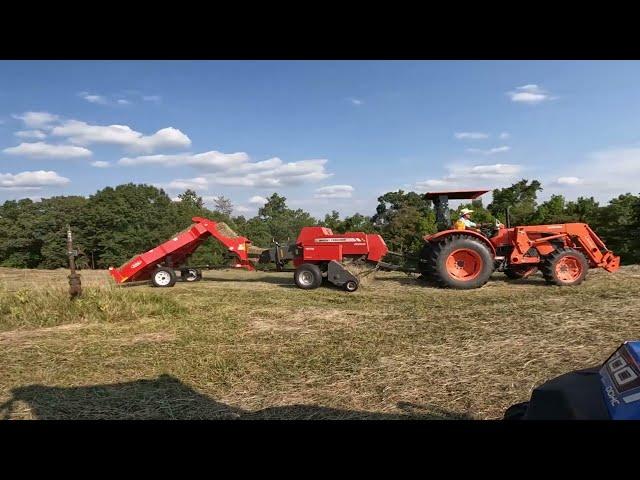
<box><xmin>488</xmin><ymin>179</ymin><xmax>543</xmax><ymax>225</ymax></box>
<box><xmin>373</xmin><ymin>190</ymin><xmax>436</xmax><ymax>253</ymax></box>
<box><xmin>593</xmin><ymin>193</ymin><xmax>640</xmax><ymax>264</ymax></box>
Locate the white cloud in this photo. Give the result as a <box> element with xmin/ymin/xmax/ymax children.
<box><xmin>117</xmin><ymin>99</ymin><xmax>131</xmax><ymax>105</ymax></box>
<box><xmin>413</xmin><ymin>163</ymin><xmax>522</xmax><ymax>192</ymax></box>
<box><xmin>0</xmin><ymin>170</ymin><xmax>70</xmax><ymax>189</ymax></box>
<box><xmin>51</xmin><ymin>120</ymin><xmax>191</xmax><ymax>153</ymax></box>
<box><xmin>499</xmin><ymin>132</ymin><xmax>510</xmax><ymax>139</ymax></box>
<box><xmin>348</xmin><ymin>98</ymin><xmax>363</xmax><ymax>106</ymax></box>
<box><xmin>556</xmin><ymin>176</ymin><xmax>582</xmax><ymax>185</ymax></box>
<box><xmin>119</xmin><ymin>151</ymin><xmax>249</xmax><ymax>169</ymax></box>
<box><xmin>213</xmin><ymin>159</ymin><xmax>331</xmax><ymax>187</ymax></box>
<box><xmin>121</xmin><ymin>152</ymin><xmax>332</xmax><ymax>188</ymax></box>
<box><xmin>15</xmin><ymin>130</ymin><xmax>46</xmax><ymax>140</ymax></box>
<box><xmin>466</xmin><ymin>146</ymin><xmax>511</xmax><ymax>155</ymax></box>
<box><xmin>13</xmin><ymin>111</ymin><xmax>59</xmax><ymax>129</ymax></box>
<box><xmin>3</xmin><ymin>142</ymin><xmax>92</xmax><ymax>159</ymax></box>
<box><xmin>79</xmin><ymin>92</ymin><xmax>108</xmax><ymax>105</ymax></box>
<box><xmin>234</xmin><ymin>205</ymin><xmax>251</xmax><ymax>213</ymax></box>
<box><xmin>143</xmin><ymin>95</ymin><xmax>162</xmax><ymax>103</ymax></box>
<box><xmin>314</xmin><ymin>184</ymin><xmax>354</xmax><ymax>199</ymax></box>
<box><xmin>454</xmin><ymin>132</ymin><xmax>489</xmax><ymax>140</ymax></box>
<box><xmin>90</xmin><ymin>161</ymin><xmax>111</xmax><ymax>168</ymax></box>
<box><xmin>162</xmin><ymin>177</ymin><xmax>209</xmax><ymax>190</ymax></box>
<box><xmin>248</xmin><ymin>195</ymin><xmax>268</xmax><ymax>205</ymax></box>
<box><xmin>507</xmin><ymin>84</ymin><xmax>553</xmax><ymax>104</ymax></box>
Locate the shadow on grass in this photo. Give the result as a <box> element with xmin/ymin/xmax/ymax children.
<box><xmin>0</xmin><ymin>374</ymin><xmax>471</xmax><ymax>420</ymax></box>
<box><xmin>199</xmin><ymin>276</ymin><xmax>292</xmax><ymax>286</ymax></box>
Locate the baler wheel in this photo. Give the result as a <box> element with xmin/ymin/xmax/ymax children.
<box><xmin>152</xmin><ymin>267</ymin><xmax>177</xmax><ymax>288</ymax></box>
<box><xmin>294</xmin><ymin>263</ymin><xmax>323</xmax><ymax>290</ymax></box>
<box><xmin>541</xmin><ymin>248</ymin><xmax>588</xmax><ymax>286</ymax></box>
<box><xmin>344</xmin><ymin>280</ymin><xmax>359</xmax><ymax>292</ymax></box>
<box><xmin>425</xmin><ymin>234</ymin><xmax>494</xmax><ymax>289</ymax></box>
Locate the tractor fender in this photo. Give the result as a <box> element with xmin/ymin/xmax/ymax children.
<box><xmin>424</xmin><ymin>229</ymin><xmax>496</xmax><ymax>257</ymax></box>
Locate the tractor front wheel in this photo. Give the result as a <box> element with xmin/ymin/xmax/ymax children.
<box><xmin>425</xmin><ymin>235</ymin><xmax>494</xmax><ymax>289</ymax></box>
<box><xmin>541</xmin><ymin>248</ymin><xmax>588</xmax><ymax>286</ymax></box>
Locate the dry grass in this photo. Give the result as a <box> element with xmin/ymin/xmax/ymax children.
<box><xmin>0</xmin><ymin>265</ymin><xmax>639</xmax><ymax>420</ymax></box>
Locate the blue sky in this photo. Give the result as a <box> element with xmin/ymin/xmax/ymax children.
<box><xmin>1</xmin><ymin>60</ymin><xmax>639</xmax><ymax>218</ymax></box>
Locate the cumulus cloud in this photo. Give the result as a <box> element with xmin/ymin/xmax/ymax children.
<box><xmin>13</xmin><ymin>111</ymin><xmax>59</xmax><ymax>129</ymax></box>
<box><xmin>248</xmin><ymin>195</ymin><xmax>268</xmax><ymax>205</ymax></box>
<box><xmin>3</xmin><ymin>142</ymin><xmax>92</xmax><ymax>159</ymax></box>
<box><xmin>556</xmin><ymin>176</ymin><xmax>582</xmax><ymax>185</ymax></box>
<box><xmin>466</xmin><ymin>146</ymin><xmax>511</xmax><ymax>155</ymax></box>
<box><xmin>79</xmin><ymin>92</ymin><xmax>108</xmax><ymax>105</ymax></box>
<box><xmin>455</xmin><ymin>132</ymin><xmax>489</xmax><ymax>140</ymax></box>
<box><xmin>90</xmin><ymin>161</ymin><xmax>111</xmax><ymax>168</ymax></box>
<box><xmin>0</xmin><ymin>170</ymin><xmax>70</xmax><ymax>189</ymax></box>
<box><xmin>234</xmin><ymin>205</ymin><xmax>251</xmax><ymax>213</ymax></box>
<box><xmin>122</xmin><ymin>152</ymin><xmax>332</xmax><ymax>188</ymax></box>
<box><xmin>314</xmin><ymin>185</ymin><xmax>354</xmax><ymax>199</ymax></box>
<box><xmin>119</xmin><ymin>151</ymin><xmax>249</xmax><ymax>169</ymax></box>
<box><xmin>162</xmin><ymin>177</ymin><xmax>209</xmax><ymax>190</ymax></box>
<box><xmin>15</xmin><ymin>130</ymin><xmax>46</xmax><ymax>139</ymax></box>
<box><xmin>413</xmin><ymin>163</ymin><xmax>522</xmax><ymax>192</ymax></box>
<box><xmin>348</xmin><ymin>98</ymin><xmax>363</xmax><ymax>106</ymax></box>
<box><xmin>507</xmin><ymin>84</ymin><xmax>553</xmax><ymax>104</ymax></box>
<box><xmin>51</xmin><ymin>120</ymin><xmax>191</xmax><ymax>153</ymax></box>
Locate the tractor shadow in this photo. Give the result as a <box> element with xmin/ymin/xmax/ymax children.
<box><xmin>0</xmin><ymin>375</ymin><xmax>471</xmax><ymax>420</ymax></box>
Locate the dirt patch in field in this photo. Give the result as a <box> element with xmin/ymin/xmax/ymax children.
<box><xmin>0</xmin><ymin>323</ymin><xmax>90</xmax><ymax>345</ymax></box>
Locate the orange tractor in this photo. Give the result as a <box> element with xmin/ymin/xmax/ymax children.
<box><xmin>416</xmin><ymin>190</ymin><xmax>620</xmax><ymax>289</ymax></box>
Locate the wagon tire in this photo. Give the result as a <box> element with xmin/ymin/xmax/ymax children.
<box><xmin>152</xmin><ymin>267</ymin><xmax>177</xmax><ymax>288</ymax></box>
<box><xmin>181</xmin><ymin>268</ymin><xmax>200</xmax><ymax>282</ymax></box>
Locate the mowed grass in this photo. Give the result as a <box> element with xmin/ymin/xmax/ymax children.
<box><xmin>0</xmin><ymin>265</ymin><xmax>639</xmax><ymax>420</ymax></box>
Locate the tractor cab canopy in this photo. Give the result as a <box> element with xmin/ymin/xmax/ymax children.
<box><xmin>425</xmin><ymin>190</ymin><xmax>490</xmax><ymax>231</ymax></box>
<box><xmin>424</xmin><ymin>190</ymin><xmax>489</xmax><ymax>201</ymax></box>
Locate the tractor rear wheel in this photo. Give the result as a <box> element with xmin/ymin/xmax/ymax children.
<box><xmin>425</xmin><ymin>235</ymin><xmax>494</xmax><ymax>289</ymax></box>
<box><xmin>152</xmin><ymin>267</ymin><xmax>177</xmax><ymax>288</ymax></box>
<box><xmin>294</xmin><ymin>263</ymin><xmax>323</xmax><ymax>290</ymax></box>
<box><xmin>541</xmin><ymin>248</ymin><xmax>588</xmax><ymax>286</ymax></box>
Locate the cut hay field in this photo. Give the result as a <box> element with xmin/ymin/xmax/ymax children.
<box><xmin>1</xmin><ymin>265</ymin><xmax>639</xmax><ymax>420</ymax></box>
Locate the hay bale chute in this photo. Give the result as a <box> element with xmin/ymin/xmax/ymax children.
<box><xmin>217</xmin><ymin>222</ymin><xmax>267</xmax><ymax>256</ymax></box>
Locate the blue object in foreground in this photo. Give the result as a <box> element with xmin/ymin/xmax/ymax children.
<box><xmin>599</xmin><ymin>341</ymin><xmax>640</xmax><ymax>420</ymax></box>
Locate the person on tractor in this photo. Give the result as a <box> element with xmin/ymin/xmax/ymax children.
<box><xmin>454</xmin><ymin>208</ymin><xmax>477</xmax><ymax>230</ymax></box>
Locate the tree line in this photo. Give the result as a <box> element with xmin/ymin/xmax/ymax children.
<box><xmin>0</xmin><ymin>179</ymin><xmax>638</xmax><ymax>270</ymax></box>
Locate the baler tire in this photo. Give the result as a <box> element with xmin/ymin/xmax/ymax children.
<box><xmin>294</xmin><ymin>263</ymin><xmax>323</xmax><ymax>290</ymax></box>
<box><xmin>426</xmin><ymin>235</ymin><xmax>494</xmax><ymax>289</ymax></box>
<box><xmin>541</xmin><ymin>248</ymin><xmax>589</xmax><ymax>286</ymax></box>
<box><xmin>152</xmin><ymin>267</ymin><xmax>177</xmax><ymax>288</ymax></box>
<box><xmin>344</xmin><ymin>280</ymin><xmax>359</xmax><ymax>292</ymax></box>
